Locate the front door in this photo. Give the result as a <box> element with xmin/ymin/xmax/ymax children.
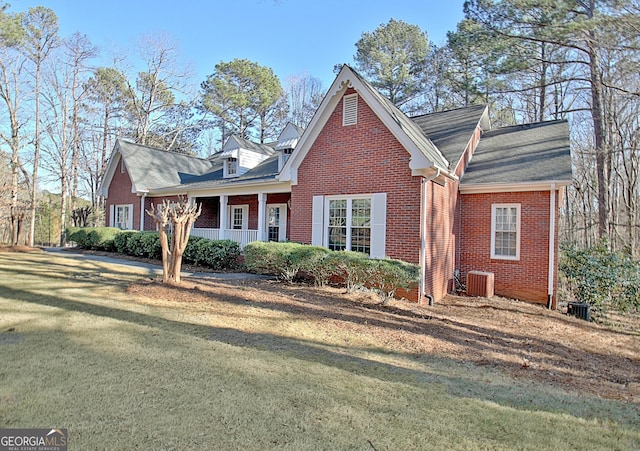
<box><xmin>267</xmin><ymin>204</ymin><xmax>287</xmax><ymax>242</ymax></box>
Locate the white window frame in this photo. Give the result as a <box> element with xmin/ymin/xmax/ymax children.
<box><xmin>324</xmin><ymin>195</ymin><xmax>372</xmax><ymax>255</ymax></box>
<box><xmin>266</xmin><ymin>203</ymin><xmax>287</xmax><ymax>242</ymax></box>
<box><xmin>114</xmin><ymin>204</ymin><xmax>134</xmax><ymax>230</ymax></box>
<box><xmin>224</xmin><ymin>157</ymin><xmax>239</xmax><ymax>178</ymax></box>
<box><xmin>228</xmin><ymin>205</ymin><xmax>249</xmax><ymax>230</ymax></box>
<box><xmin>312</xmin><ymin>193</ymin><xmax>386</xmax><ymax>258</ymax></box>
<box><xmin>491</xmin><ymin>203</ymin><xmax>521</xmax><ymax>260</ymax></box>
<box><xmin>342</xmin><ymin>93</ymin><xmax>358</xmax><ymax>126</ymax></box>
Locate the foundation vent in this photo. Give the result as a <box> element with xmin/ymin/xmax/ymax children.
<box><xmin>466</xmin><ymin>271</ymin><xmax>494</xmax><ymax>298</ymax></box>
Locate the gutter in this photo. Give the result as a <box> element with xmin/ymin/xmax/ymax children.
<box><xmin>547</xmin><ymin>184</ymin><xmax>557</xmax><ymax>309</ymax></box>
<box><xmin>419</xmin><ymin>169</ymin><xmax>440</xmax><ymax>305</ymax></box>
<box><xmin>139</xmin><ymin>190</ymin><xmax>148</xmax><ymax>231</ymax></box>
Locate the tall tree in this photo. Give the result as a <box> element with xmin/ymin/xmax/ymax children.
<box><xmin>354</xmin><ymin>18</ymin><xmax>429</xmax><ymax>107</ymax></box>
<box><xmin>124</xmin><ymin>32</ymin><xmax>194</xmax><ymax>147</ymax></box>
<box><xmin>41</xmin><ymin>33</ymin><xmax>95</xmax><ymax>245</ymax></box>
<box><xmin>464</xmin><ymin>0</ymin><xmax>640</xmax><ymax>239</ymax></box>
<box><xmin>83</xmin><ymin>66</ymin><xmax>128</xmax><ymax>207</ymax></box>
<box><xmin>21</xmin><ymin>6</ymin><xmax>58</xmax><ymax>246</ymax></box>
<box><xmin>0</xmin><ymin>5</ymin><xmax>28</xmax><ymax>245</ymax></box>
<box><xmin>284</xmin><ymin>72</ymin><xmax>324</xmax><ymax>128</ymax></box>
<box><xmin>201</xmin><ymin>58</ymin><xmax>284</xmax><ymax>146</ymax></box>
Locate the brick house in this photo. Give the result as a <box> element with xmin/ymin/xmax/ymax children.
<box><xmin>99</xmin><ymin>65</ymin><xmax>572</xmax><ymax>307</ymax></box>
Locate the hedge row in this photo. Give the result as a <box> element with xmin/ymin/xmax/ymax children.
<box><xmin>67</xmin><ymin>227</ymin><xmax>120</xmax><ymax>251</ymax></box>
<box><xmin>243</xmin><ymin>241</ymin><xmax>420</xmax><ymax>303</ymax></box>
<box><xmin>67</xmin><ymin>227</ymin><xmax>241</xmax><ymax>271</ymax></box>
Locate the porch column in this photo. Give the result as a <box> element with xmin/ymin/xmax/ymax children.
<box><xmin>257</xmin><ymin>192</ymin><xmax>267</xmax><ymax>242</ymax></box>
<box><xmin>219</xmin><ymin>195</ymin><xmax>228</xmax><ymax>240</ymax></box>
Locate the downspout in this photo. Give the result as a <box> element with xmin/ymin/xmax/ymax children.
<box><xmin>419</xmin><ymin>170</ymin><xmax>440</xmax><ymax>305</ymax></box>
<box><xmin>140</xmin><ymin>191</ymin><xmax>148</xmax><ymax>231</ymax></box>
<box><xmin>547</xmin><ymin>184</ymin><xmax>556</xmax><ymax>309</ymax></box>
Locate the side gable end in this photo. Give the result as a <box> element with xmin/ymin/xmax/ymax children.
<box><xmin>99</xmin><ymin>141</ymin><xmax>133</xmax><ymax>197</ymax></box>
<box><xmin>279</xmin><ymin>65</ymin><xmax>456</xmax><ymax>185</ymax></box>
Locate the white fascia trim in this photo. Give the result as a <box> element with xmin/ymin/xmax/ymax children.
<box><xmin>279</xmin><ymin>76</ymin><xmax>352</xmax><ymax>184</ymax></box>
<box><xmin>98</xmin><ymin>146</ymin><xmax>122</xmax><ymax>197</ymax></box>
<box><xmin>459</xmin><ymin>180</ymin><xmax>571</xmax><ymax>194</ymax></box>
<box><xmin>279</xmin><ymin>65</ymin><xmax>455</xmax><ymax>184</ymax></box>
<box><xmin>152</xmin><ymin>180</ymin><xmax>291</xmax><ymax>198</ymax></box>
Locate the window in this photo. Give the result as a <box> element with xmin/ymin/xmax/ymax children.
<box><xmin>228</xmin><ymin>205</ymin><xmax>248</xmax><ymax>230</ymax></box>
<box><xmin>267</xmin><ymin>204</ymin><xmax>287</xmax><ymax>242</ymax></box>
<box><xmin>327</xmin><ymin>197</ymin><xmax>371</xmax><ymax>255</ymax></box>
<box><xmin>312</xmin><ymin>193</ymin><xmax>386</xmax><ymax>258</ymax></box>
<box><xmin>491</xmin><ymin>204</ymin><xmax>520</xmax><ymax>260</ymax></box>
<box><xmin>114</xmin><ymin>204</ymin><xmax>133</xmax><ymax>230</ymax></box>
<box><xmin>282</xmin><ymin>148</ymin><xmax>293</xmax><ymax>163</ymax></box>
<box><xmin>342</xmin><ymin>94</ymin><xmax>358</xmax><ymax>126</ymax></box>
<box><xmin>225</xmin><ymin>157</ymin><xmax>238</xmax><ymax>176</ymax></box>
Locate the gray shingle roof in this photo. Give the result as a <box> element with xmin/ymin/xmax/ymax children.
<box><xmin>159</xmin><ymin>155</ymin><xmax>281</xmax><ymax>192</ymax></box>
<box><xmin>461</xmin><ymin>120</ymin><xmax>572</xmax><ymax>185</ymax></box>
<box><xmin>118</xmin><ymin>140</ymin><xmax>217</xmax><ymax>191</ymax></box>
<box><xmin>411</xmin><ymin>104</ymin><xmax>488</xmax><ymax>166</ymax></box>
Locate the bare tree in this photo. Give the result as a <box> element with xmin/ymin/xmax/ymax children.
<box><xmin>146</xmin><ymin>198</ymin><xmax>201</xmax><ymax>285</ymax></box>
<box><xmin>21</xmin><ymin>6</ymin><xmax>59</xmax><ymax>246</ymax></box>
<box><xmin>0</xmin><ymin>7</ymin><xmax>30</xmax><ymax>245</ymax></box>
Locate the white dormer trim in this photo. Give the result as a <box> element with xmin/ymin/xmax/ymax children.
<box><xmin>279</xmin><ymin>65</ymin><xmax>454</xmax><ymax>185</ymax></box>
<box><xmin>223</xmin><ymin>156</ymin><xmax>239</xmax><ymax>178</ymax></box>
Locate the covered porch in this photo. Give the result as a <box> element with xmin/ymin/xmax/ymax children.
<box><xmin>190</xmin><ymin>192</ymin><xmax>291</xmax><ymax>249</ymax></box>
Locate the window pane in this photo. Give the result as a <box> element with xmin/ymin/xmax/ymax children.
<box><xmin>351</xmin><ymin>227</ymin><xmax>370</xmax><ymax>254</ymax></box>
<box><xmin>328</xmin><ymin>199</ymin><xmax>347</xmax><ymax>251</ymax></box>
<box><xmin>232</xmin><ymin>207</ymin><xmax>243</xmax><ymax>229</ymax></box>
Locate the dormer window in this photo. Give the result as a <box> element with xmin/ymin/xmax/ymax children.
<box><xmin>282</xmin><ymin>148</ymin><xmax>293</xmax><ymax>163</ymax></box>
<box><xmin>225</xmin><ymin>157</ymin><xmax>238</xmax><ymax>177</ymax></box>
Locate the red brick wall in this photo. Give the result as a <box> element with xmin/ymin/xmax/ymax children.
<box><xmin>143</xmin><ymin>195</ymin><xmax>181</xmax><ymax>231</ymax></box>
<box><xmin>104</xmin><ymin>160</ymin><xmax>139</xmax><ymax>229</ymax></box>
<box><xmin>290</xmin><ymin>88</ymin><xmax>430</xmax><ymax>299</ymax></box>
<box><xmin>424</xmin><ymin>179</ymin><xmax>459</xmax><ymax>302</ymax></box>
<box><xmin>194</xmin><ymin>197</ymin><xmax>220</xmax><ymax>228</ymax></box>
<box><xmin>459</xmin><ymin>190</ymin><xmax>559</xmax><ymax>306</ymax></box>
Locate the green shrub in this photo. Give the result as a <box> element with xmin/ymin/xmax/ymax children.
<box><xmin>125</xmin><ymin>232</ymin><xmax>147</xmax><ymax>257</ymax></box>
<box><xmin>560</xmin><ymin>240</ymin><xmax>640</xmax><ymax>313</ymax></box>
<box><xmin>113</xmin><ymin>231</ymin><xmax>135</xmax><ymax>254</ymax></box>
<box><xmin>140</xmin><ymin>232</ymin><xmax>162</xmax><ymax>259</ymax></box>
<box><xmin>366</xmin><ymin>258</ymin><xmax>421</xmax><ymax>304</ymax></box>
<box><xmin>182</xmin><ymin>235</ymin><xmax>207</xmax><ymax>265</ymax></box>
<box><xmin>244</xmin><ymin>241</ymin><xmax>303</xmax><ymax>282</ymax></box>
<box><xmin>67</xmin><ymin>227</ymin><xmax>90</xmax><ymax>248</ymax></box>
<box><xmin>186</xmin><ymin>238</ymin><xmax>241</xmax><ymax>270</ymax></box>
<box><xmin>67</xmin><ymin>227</ymin><xmax>120</xmax><ymax>250</ymax></box>
<box><xmin>328</xmin><ymin>251</ymin><xmax>371</xmax><ymax>292</ymax></box>
<box><xmin>297</xmin><ymin>246</ymin><xmax>332</xmax><ymax>286</ymax></box>
<box><xmin>86</xmin><ymin>227</ymin><xmax>120</xmax><ymax>251</ymax></box>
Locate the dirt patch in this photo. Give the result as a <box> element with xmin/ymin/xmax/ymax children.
<box><xmin>127</xmin><ymin>277</ymin><xmax>640</xmax><ymax>404</ymax></box>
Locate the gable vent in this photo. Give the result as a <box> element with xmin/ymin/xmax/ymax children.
<box><xmin>343</xmin><ymin>94</ymin><xmax>358</xmax><ymax>126</ymax></box>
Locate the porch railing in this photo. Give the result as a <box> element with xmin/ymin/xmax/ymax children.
<box><xmin>191</xmin><ymin>227</ymin><xmax>259</xmax><ymax>249</ymax></box>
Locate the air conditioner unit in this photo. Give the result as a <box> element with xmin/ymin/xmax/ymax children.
<box><xmin>567</xmin><ymin>302</ymin><xmax>591</xmax><ymax>321</ymax></box>
<box><xmin>466</xmin><ymin>271</ymin><xmax>494</xmax><ymax>298</ymax></box>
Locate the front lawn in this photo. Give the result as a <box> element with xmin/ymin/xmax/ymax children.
<box><xmin>0</xmin><ymin>251</ymin><xmax>638</xmax><ymax>449</ymax></box>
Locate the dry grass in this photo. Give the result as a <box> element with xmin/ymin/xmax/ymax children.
<box><xmin>0</xmin><ymin>251</ymin><xmax>638</xmax><ymax>450</ymax></box>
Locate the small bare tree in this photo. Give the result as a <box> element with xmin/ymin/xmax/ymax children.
<box><xmin>145</xmin><ymin>197</ymin><xmax>201</xmax><ymax>285</ymax></box>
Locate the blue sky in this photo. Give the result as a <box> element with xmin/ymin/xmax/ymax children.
<box><xmin>11</xmin><ymin>0</ymin><xmax>465</xmax><ymax>88</ymax></box>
